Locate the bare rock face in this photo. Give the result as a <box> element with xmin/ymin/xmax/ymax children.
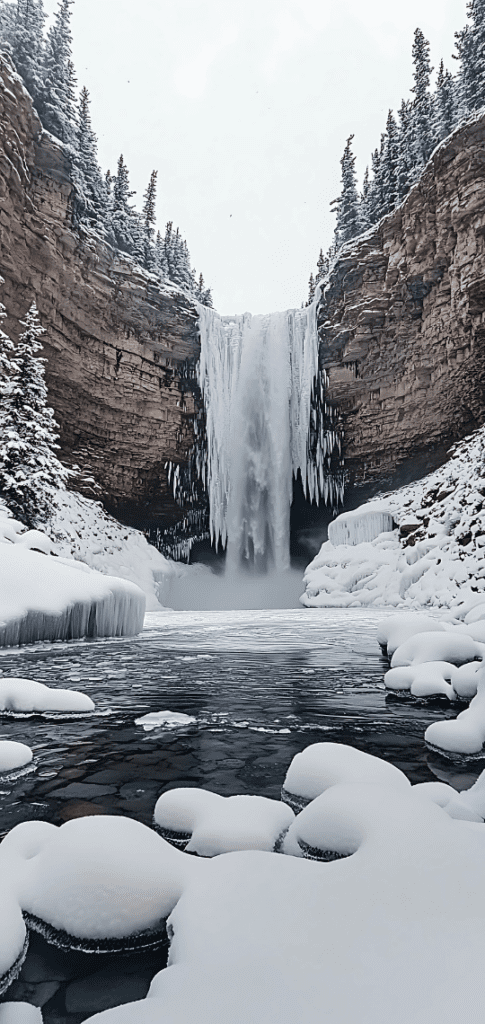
<box><xmin>0</xmin><ymin>56</ymin><xmax>200</xmax><ymax>535</ymax></box>
<box><xmin>319</xmin><ymin>111</ymin><xmax>485</xmax><ymax>496</ymax></box>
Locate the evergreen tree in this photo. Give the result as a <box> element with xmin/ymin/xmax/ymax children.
<box><xmin>381</xmin><ymin>109</ymin><xmax>400</xmax><ymax>214</ymax></box>
<box><xmin>0</xmin><ymin>1</ymin><xmax>46</xmax><ymax>108</ymax></box>
<box><xmin>454</xmin><ymin>0</ymin><xmax>485</xmax><ymax>112</ymax></box>
<box><xmin>331</xmin><ymin>134</ymin><xmax>361</xmax><ymax>249</ymax></box>
<box><xmin>0</xmin><ymin>303</ymin><xmax>68</xmax><ymax>524</ymax></box>
<box><xmin>74</xmin><ymin>85</ymin><xmax>105</xmax><ymax>222</ymax></box>
<box><xmin>316</xmin><ymin>248</ymin><xmax>329</xmax><ymax>283</ymax></box>
<box><xmin>194</xmin><ymin>272</ymin><xmax>213</xmax><ymax>306</ymax></box>
<box><xmin>360</xmin><ymin>166</ymin><xmax>371</xmax><ymax>229</ymax></box>
<box><xmin>434</xmin><ymin>60</ymin><xmax>457</xmax><ymax>141</ymax></box>
<box><xmin>0</xmin><ymin>301</ymin><xmax>17</xmax><ymax>381</ymax></box>
<box><xmin>39</xmin><ymin>0</ymin><xmax>77</xmax><ymax>148</ymax></box>
<box><xmin>154</xmin><ymin>230</ymin><xmax>168</xmax><ymax>278</ymax></box>
<box><xmin>108</xmin><ymin>154</ymin><xmax>136</xmax><ymax>253</ymax></box>
<box><xmin>396</xmin><ymin>98</ymin><xmax>414</xmax><ymax>200</ymax></box>
<box><xmin>411</xmin><ymin>28</ymin><xmax>434</xmax><ymax>170</ymax></box>
<box><xmin>139</xmin><ymin>169</ymin><xmax>158</xmax><ymax>270</ymax></box>
<box><xmin>307</xmin><ymin>272</ymin><xmax>315</xmax><ymax>305</ymax></box>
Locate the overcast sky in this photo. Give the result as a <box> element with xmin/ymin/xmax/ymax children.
<box><xmin>43</xmin><ymin>0</ymin><xmax>468</xmax><ymax>314</ymax></box>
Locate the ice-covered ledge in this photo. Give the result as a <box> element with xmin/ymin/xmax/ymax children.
<box><xmin>328</xmin><ymin>508</ymin><xmax>395</xmax><ymax>546</ymax></box>
<box><xmin>0</xmin><ymin>545</ymin><xmax>145</xmax><ymax>647</ymax></box>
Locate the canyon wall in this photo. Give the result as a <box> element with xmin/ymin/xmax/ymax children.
<box><xmin>0</xmin><ymin>56</ymin><xmax>200</xmax><ymax>536</ymax></box>
<box><xmin>319</xmin><ymin>109</ymin><xmax>485</xmax><ymax>499</ymax></box>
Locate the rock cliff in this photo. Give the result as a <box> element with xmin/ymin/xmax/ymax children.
<box><xmin>0</xmin><ymin>55</ymin><xmax>200</xmax><ymax>538</ymax></box>
<box><xmin>319</xmin><ymin>109</ymin><xmax>485</xmax><ymax>500</ymax></box>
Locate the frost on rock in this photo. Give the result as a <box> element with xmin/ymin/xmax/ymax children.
<box><xmin>302</xmin><ymin>423</ymin><xmax>485</xmax><ymax>609</ymax></box>
<box><xmin>12</xmin><ymin>816</ymin><xmax>192</xmax><ymax>950</ymax></box>
<box><xmin>0</xmin><ymin>541</ymin><xmax>145</xmax><ymax>647</ymax></box>
<box><xmin>281</xmin><ymin>741</ymin><xmax>410</xmax><ymax>811</ymax></box>
<box><xmin>0</xmin><ymin>740</ymin><xmax>33</xmax><ymax>773</ymax></box>
<box><xmin>197</xmin><ymin>297</ymin><xmax>343</xmax><ymax>571</ymax></box>
<box><xmin>135</xmin><ymin>711</ymin><xmax>196</xmax><ymax>732</ymax></box>
<box><xmin>153</xmin><ymin>788</ymin><xmax>294</xmax><ymax>855</ymax></box>
<box><xmin>0</xmin><ymin>677</ymin><xmax>94</xmax><ymax>714</ymax></box>
<box><xmin>328</xmin><ymin>509</ymin><xmax>394</xmax><ymax>546</ymax></box>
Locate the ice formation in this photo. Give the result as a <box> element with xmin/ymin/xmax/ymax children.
<box><xmin>196</xmin><ymin>298</ymin><xmax>343</xmax><ymax>570</ymax></box>
<box><xmin>328</xmin><ymin>509</ymin><xmax>394</xmax><ymax>546</ymax></box>
<box><xmin>0</xmin><ymin>677</ymin><xmax>94</xmax><ymax>713</ymax></box>
<box><xmin>282</xmin><ymin>741</ymin><xmax>410</xmax><ymax>811</ymax></box>
<box><xmin>135</xmin><ymin>711</ymin><xmax>196</xmax><ymax>731</ymax></box>
<box><xmin>0</xmin><ymin>740</ymin><xmax>33</xmax><ymax>773</ymax></box>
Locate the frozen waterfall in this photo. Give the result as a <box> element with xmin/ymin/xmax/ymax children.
<box><xmin>196</xmin><ymin>296</ymin><xmax>343</xmax><ymax>573</ymax></box>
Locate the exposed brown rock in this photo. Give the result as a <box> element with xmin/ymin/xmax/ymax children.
<box><xmin>319</xmin><ymin>111</ymin><xmax>485</xmax><ymax>494</ymax></box>
<box><xmin>0</xmin><ymin>56</ymin><xmax>200</xmax><ymax>533</ymax></box>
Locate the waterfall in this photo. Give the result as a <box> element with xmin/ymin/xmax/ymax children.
<box><xmin>196</xmin><ymin>296</ymin><xmax>343</xmax><ymax>573</ymax></box>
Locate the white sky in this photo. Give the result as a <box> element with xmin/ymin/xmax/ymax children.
<box><xmin>43</xmin><ymin>0</ymin><xmax>469</xmax><ymax>314</ymax></box>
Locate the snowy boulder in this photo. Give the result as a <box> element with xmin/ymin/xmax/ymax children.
<box><xmin>390</xmin><ymin>631</ymin><xmax>481</xmax><ymax>668</ymax></box>
<box><xmin>384</xmin><ymin>662</ymin><xmax>455</xmax><ymax>698</ymax></box>
<box><xmin>0</xmin><ymin>545</ymin><xmax>145</xmax><ymax>647</ymax></box>
<box><xmin>425</xmin><ymin>669</ymin><xmax>485</xmax><ymax>755</ymax></box>
<box><xmin>0</xmin><ymin>678</ymin><xmax>94</xmax><ymax>714</ymax></box>
<box><xmin>15</xmin><ymin>530</ymin><xmax>57</xmax><ymax>556</ymax></box>
<box><xmin>281</xmin><ymin>742</ymin><xmax>410</xmax><ymax>812</ymax></box>
<box><xmin>450</xmin><ymin>661</ymin><xmax>482</xmax><ymax>699</ymax></box>
<box><xmin>328</xmin><ymin>509</ymin><xmax>395</xmax><ymax>546</ymax></box>
<box><xmin>0</xmin><ymin>891</ymin><xmax>28</xmax><ymax>997</ymax></box>
<box><xmin>376</xmin><ymin>613</ymin><xmax>446</xmax><ymax>657</ymax></box>
<box><xmin>410</xmin><ymin>782</ymin><xmax>483</xmax><ymax>822</ymax></box>
<box><xmin>154</xmin><ymin>788</ymin><xmax>294</xmax><ymax>855</ymax></box>
<box><xmin>135</xmin><ymin>711</ymin><xmax>196</xmax><ymax>732</ymax></box>
<box><xmin>18</xmin><ymin>816</ymin><xmax>191</xmax><ymax>950</ymax></box>
<box><xmin>0</xmin><ymin>741</ymin><xmax>33</xmax><ymax>773</ymax></box>
<box><xmin>0</xmin><ymin>1006</ymin><xmax>42</xmax><ymax>1024</ymax></box>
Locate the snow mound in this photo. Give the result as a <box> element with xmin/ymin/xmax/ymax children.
<box><xmin>135</xmin><ymin>711</ymin><xmax>196</xmax><ymax>732</ymax></box>
<box><xmin>377</xmin><ymin>613</ymin><xmax>446</xmax><ymax>656</ymax></box>
<box><xmin>16</xmin><ymin>816</ymin><xmax>192</xmax><ymax>948</ymax></box>
<box><xmin>0</xmin><ymin>1006</ymin><xmax>42</xmax><ymax>1024</ymax></box>
<box><xmin>0</xmin><ymin>677</ymin><xmax>94</xmax><ymax>713</ymax></box>
<box><xmin>302</xmin><ymin>423</ymin><xmax>485</xmax><ymax>610</ymax></box>
<box><xmin>390</xmin><ymin>631</ymin><xmax>481</xmax><ymax>668</ymax></box>
<box><xmin>450</xmin><ymin>661</ymin><xmax>482</xmax><ymax>698</ymax></box>
<box><xmin>384</xmin><ymin>662</ymin><xmax>455</xmax><ymax>698</ymax></box>
<box><xmin>282</xmin><ymin>742</ymin><xmax>409</xmax><ymax>811</ymax></box>
<box><xmin>425</xmin><ymin>668</ymin><xmax>485</xmax><ymax>755</ymax></box>
<box><xmin>0</xmin><ymin>891</ymin><xmax>27</xmax><ymax>996</ymax></box>
<box><xmin>0</xmin><ymin>741</ymin><xmax>33</xmax><ymax>773</ymax></box>
<box><xmin>328</xmin><ymin>509</ymin><xmax>394</xmax><ymax>546</ymax></box>
<box><xmin>0</xmin><ymin>543</ymin><xmax>145</xmax><ymax>646</ymax></box>
<box><xmin>154</xmin><ymin>788</ymin><xmax>294</xmax><ymax>855</ymax></box>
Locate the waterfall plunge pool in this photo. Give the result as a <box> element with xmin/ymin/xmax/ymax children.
<box><xmin>0</xmin><ymin>608</ymin><xmax>480</xmax><ymax>1023</ymax></box>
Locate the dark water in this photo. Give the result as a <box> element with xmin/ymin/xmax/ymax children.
<box><xmin>0</xmin><ymin>608</ymin><xmax>480</xmax><ymax>1021</ymax></box>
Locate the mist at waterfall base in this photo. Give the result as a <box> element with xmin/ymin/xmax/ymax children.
<box><xmin>164</xmin><ymin>298</ymin><xmax>343</xmax><ymax>611</ymax></box>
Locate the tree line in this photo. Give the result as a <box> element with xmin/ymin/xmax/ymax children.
<box><xmin>307</xmin><ymin>1</ymin><xmax>485</xmax><ymax>304</ymax></box>
<box><xmin>0</xmin><ymin>0</ymin><xmax>213</xmax><ymax>306</ymax></box>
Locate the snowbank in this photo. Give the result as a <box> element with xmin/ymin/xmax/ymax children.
<box><xmin>302</xmin><ymin>424</ymin><xmax>485</xmax><ymax>609</ymax></box>
<box><xmin>0</xmin><ymin>677</ymin><xmax>94</xmax><ymax>713</ymax></box>
<box><xmin>425</xmin><ymin>669</ymin><xmax>485</xmax><ymax>754</ymax></box>
<box><xmin>0</xmin><ymin>513</ymin><xmax>145</xmax><ymax>645</ymax></box>
<box><xmin>282</xmin><ymin>742</ymin><xmax>410</xmax><ymax>811</ymax></box>
<box><xmin>153</xmin><ymin>788</ymin><xmax>294</xmax><ymax>855</ymax></box>
<box><xmin>0</xmin><ymin>741</ymin><xmax>33</xmax><ymax>773</ymax></box>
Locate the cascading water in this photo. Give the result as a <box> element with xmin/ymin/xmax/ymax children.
<box><xmin>196</xmin><ymin>294</ymin><xmax>344</xmax><ymax>574</ymax></box>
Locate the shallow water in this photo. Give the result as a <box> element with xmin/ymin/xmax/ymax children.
<box><xmin>0</xmin><ymin>608</ymin><xmax>481</xmax><ymax>1022</ymax></box>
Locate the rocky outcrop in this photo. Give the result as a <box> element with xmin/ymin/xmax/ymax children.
<box><xmin>0</xmin><ymin>56</ymin><xmax>200</xmax><ymax>535</ymax></box>
<box><xmin>319</xmin><ymin>109</ymin><xmax>485</xmax><ymax>498</ymax></box>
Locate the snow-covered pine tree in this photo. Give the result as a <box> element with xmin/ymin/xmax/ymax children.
<box><xmin>331</xmin><ymin>134</ymin><xmax>361</xmax><ymax>249</ymax></box>
<box><xmin>360</xmin><ymin>166</ymin><xmax>371</xmax><ymax>229</ymax></box>
<box><xmin>0</xmin><ymin>300</ymin><xmax>18</xmax><ymax>385</ymax></box>
<box><xmin>454</xmin><ymin>0</ymin><xmax>485</xmax><ymax>113</ymax></box>
<box><xmin>364</xmin><ymin>140</ymin><xmax>386</xmax><ymax>226</ymax></box>
<box><xmin>0</xmin><ymin>0</ymin><xmax>46</xmax><ymax>109</ymax></box>
<box><xmin>434</xmin><ymin>60</ymin><xmax>457</xmax><ymax>142</ymax></box>
<box><xmin>380</xmin><ymin>109</ymin><xmax>400</xmax><ymax>215</ymax></box>
<box><xmin>396</xmin><ymin>98</ymin><xmax>414</xmax><ymax>201</ymax></box>
<box><xmin>74</xmin><ymin>85</ymin><xmax>105</xmax><ymax>224</ymax></box>
<box><xmin>108</xmin><ymin>154</ymin><xmax>136</xmax><ymax>254</ymax></box>
<box><xmin>139</xmin><ymin>169</ymin><xmax>158</xmax><ymax>270</ymax></box>
<box><xmin>307</xmin><ymin>272</ymin><xmax>315</xmax><ymax>305</ymax></box>
<box><xmin>0</xmin><ymin>302</ymin><xmax>68</xmax><ymax>524</ymax></box>
<box><xmin>316</xmin><ymin>248</ymin><xmax>329</xmax><ymax>283</ymax></box>
<box><xmin>410</xmin><ymin>28</ymin><xmax>435</xmax><ymax>172</ymax></box>
<box><xmin>194</xmin><ymin>272</ymin><xmax>213</xmax><ymax>306</ymax></box>
<box><xmin>154</xmin><ymin>230</ymin><xmax>168</xmax><ymax>279</ymax></box>
<box><xmin>38</xmin><ymin>0</ymin><xmax>77</xmax><ymax>148</ymax></box>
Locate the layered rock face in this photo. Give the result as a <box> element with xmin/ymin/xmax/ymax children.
<box><xmin>319</xmin><ymin>111</ymin><xmax>485</xmax><ymax>498</ymax></box>
<box><xmin>0</xmin><ymin>56</ymin><xmax>200</xmax><ymax>535</ymax></box>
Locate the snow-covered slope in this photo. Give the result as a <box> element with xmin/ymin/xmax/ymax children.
<box><xmin>302</xmin><ymin>427</ymin><xmax>485</xmax><ymax>609</ymax></box>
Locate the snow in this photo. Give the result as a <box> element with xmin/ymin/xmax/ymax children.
<box><xmin>0</xmin><ymin>677</ymin><xmax>94</xmax><ymax>713</ymax></box>
<box><xmin>328</xmin><ymin>509</ymin><xmax>394</xmax><ymax>546</ymax></box>
<box><xmin>0</xmin><ymin>526</ymin><xmax>145</xmax><ymax>646</ymax></box>
<box><xmin>0</xmin><ymin>890</ymin><xmax>27</xmax><ymax>995</ymax></box>
<box><xmin>0</xmin><ymin>741</ymin><xmax>33</xmax><ymax>772</ymax></box>
<box><xmin>282</xmin><ymin>741</ymin><xmax>410</xmax><ymax>807</ymax></box>
<box><xmin>376</xmin><ymin>613</ymin><xmax>446</xmax><ymax>656</ymax></box>
<box><xmin>425</xmin><ymin>668</ymin><xmax>485</xmax><ymax>754</ymax></box>
<box><xmin>135</xmin><ymin>711</ymin><xmax>196</xmax><ymax>731</ymax></box>
<box><xmin>154</xmin><ymin>788</ymin><xmax>294</xmax><ymax>855</ymax></box>
<box><xmin>302</xmin><ymin>423</ymin><xmax>485</xmax><ymax>610</ymax></box>
<box><xmin>82</xmin><ymin>780</ymin><xmax>485</xmax><ymax>1024</ymax></box>
<box><xmin>0</xmin><ymin>1007</ymin><xmax>42</xmax><ymax>1024</ymax></box>
<box><xmin>15</xmin><ymin>816</ymin><xmax>192</xmax><ymax>943</ymax></box>
<box><xmin>390</xmin><ymin>631</ymin><xmax>481</xmax><ymax>667</ymax></box>
<box><xmin>385</xmin><ymin>662</ymin><xmax>455</xmax><ymax>698</ymax></box>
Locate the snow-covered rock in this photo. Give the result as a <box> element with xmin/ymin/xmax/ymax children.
<box><xmin>328</xmin><ymin>509</ymin><xmax>394</xmax><ymax>546</ymax></box>
<box><xmin>0</xmin><ymin>740</ymin><xmax>33</xmax><ymax>773</ymax></box>
<box><xmin>281</xmin><ymin>742</ymin><xmax>410</xmax><ymax>811</ymax></box>
<box><xmin>390</xmin><ymin>631</ymin><xmax>481</xmax><ymax>668</ymax></box>
<box><xmin>0</xmin><ymin>891</ymin><xmax>27</xmax><ymax>996</ymax></box>
<box><xmin>0</xmin><ymin>677</ymin><xmax>94</xmax><ymax>713</ymax></box>
<box><xmin>385</xmin><ymin>661</ymin><xmax>455</xmax><ymax>698</ymax></box>
<box><xmin>0</xmin><ymin>542</ymin><xmax>145</xmax><ymax>646</ymax></box>
<box><xmin>154</xmin><ymin>788</ymin><xmax>294</xmax><ymax>855</ymax></box>
<box><xmin>376</xmin><ymin>613</ymin><xmax>446</xmax><ymax>656</ymax></box>
<box><xmin>135</xmin><ymin>711</ymin><xmax>196</xmax><ymax>732</ymax></box>
<box><xmin>425</xmin><ymin>668</ymin><xmax>485</xmax><ymax>754</ymax></box>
